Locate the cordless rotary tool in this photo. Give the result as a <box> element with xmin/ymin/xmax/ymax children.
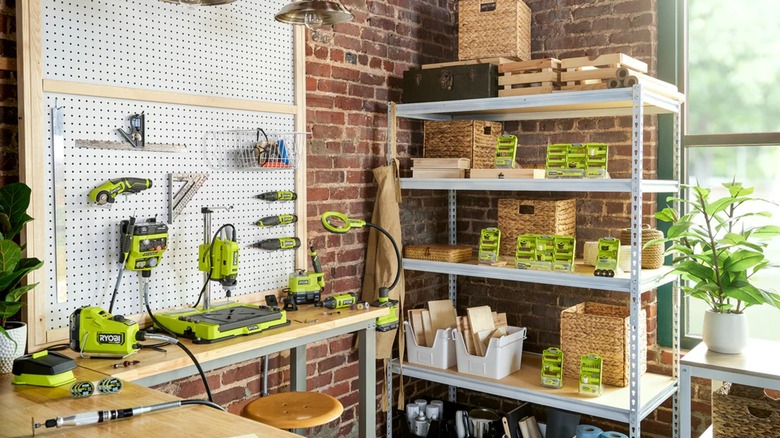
<box><xmin>89</xmin><ymin>178</ymin><xmax>152</xmax><ymax>205</ymax></box>
<box><xmin>199</xmin><ymin>225</ymin><xmax>239</xmax><ymax>289</ymax></box>
<box><xmin>256</xmin><ymin>214</ymin><xmax>298</xmax><ymax>227</ymax></box>
<box><xmin>322</xmin><ymin>292</ymin><xmax>359</xmax><ymax>310</ymax></box>
<box><xmin>256</xmin><ymin>190</ymin><xmax>297</xmax><ymax>202</ymax></box>
<box><xmin>254</xmin><ymin>237</ymin><xmax>301</xmax><ymax>251</ymax></box>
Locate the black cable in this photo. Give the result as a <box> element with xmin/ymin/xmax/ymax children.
<box><xmin>143</xmin><ymin>281</ymin><xmax>178</xmax><ymax>338</ymax></box>
<box><xmin>170</xmin><ymin>341</ymin><xmax>215</xmax><ymax>403</ymax></box>
<box><xmin>181</xmin><ymin>399</ymin><xmax>225</xmax><ymax>412</ymax></box>
<box><xmin>365</xmin><ymin>222</ymin><xmax>402</xmax><ymax>293</ymax></box>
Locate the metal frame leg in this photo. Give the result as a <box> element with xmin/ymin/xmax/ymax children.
<box><xmin>290</xmin><ymin>345</ymin><xmax>307</xmax><ymax>435</ymax></box>
<box><xmin>680</xmin><ymin>365</ymin><xmax>692</xmax><ymax>438</ymax></box>
<box><xmin>359</xmin><ymin>324</ymin><xmax>377</xmax><ymax>438</ymax></box>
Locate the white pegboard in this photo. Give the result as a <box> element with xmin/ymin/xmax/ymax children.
<box><xmin>43</xmin><ymin>93</ymin><xmax>300</xmax><ymax>330</ymax></box>
<box><xmin>43</xmin><ymin>0</ymin><xmax>295</xmax><ymax>104</ymax></box>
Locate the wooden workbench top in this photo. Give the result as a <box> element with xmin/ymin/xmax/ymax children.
<box><xmin>70</xmin><ymin>305</ymin><xmax>386</xmax><ymax>382</ymax></box>
<box><xmin>0</xmin><ymin>367</ymin><xmax>296</xmax><ymax>438</ymax></box>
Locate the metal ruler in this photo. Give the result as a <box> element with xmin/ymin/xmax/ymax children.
<box><xmin>51</xmin><ymin>104</ymin><xmax>68</xmax><ymax>303</ymax></box>
<box><xmin>168</xmin><ymin>173</ymin><xmax>209</xmax><ymax>223</ymax></box>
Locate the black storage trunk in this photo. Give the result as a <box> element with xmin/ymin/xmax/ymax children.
<box><xmin>402</xmin><ymin>64</ymin><xmax>498</xmax><ymax>103</ymax></box>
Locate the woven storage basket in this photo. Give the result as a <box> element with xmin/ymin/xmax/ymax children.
<box><xmin>404</xmin><ymin>244</ymin><xmax>473</xmax><ymax>263</ymax></box>
<box><xmin>424</xmin><ymin>120</ymin><xmax>502</xmax><ymax>169</ymax></box>
<box><xmin>713</xmin><ymin>382</ymin><xmax>780</xmax><ymax>438</ymax></box>
<box><xmin>618</xmin><ymin>226</ymin><xmax>664</xmax><ymax>269</ymax></box>
<box><xmin>497</xmin><ymin>198</ymin><xmax>576</xmax><ymax>258</ymax></box>
<box><xmin>458</xmin><ymin>0</ymin><xmax>531</xmax><ymax>61</ymax></box>
<box><xmin>560</xmin><ymin>302</ymin><xmax>647</xmax><ymax>387</ymax></box>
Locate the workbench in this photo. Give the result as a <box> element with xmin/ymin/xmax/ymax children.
<box><xmin>70</xmin><ymin>305</ymin><xmax>385</xmax><ymax>438</ymax></box>
<box><xmin>680</xmin><ymin>339</ymin><xmax>780</xmax><ymax>437</ymax></box>
<box><xmin>0</xmin><ymin>367</ymin><xmax>297</xmax><ymax>437</ymax></box>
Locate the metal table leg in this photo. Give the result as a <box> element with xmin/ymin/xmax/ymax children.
<box><xmin>290</xmin><ymin>345</ymin><xmax>307</xmax><ymax>435</ymax></box>
<box><xmin>680</xmin><ymin>364</ymin><xmax>692</xmax><ymax>438</ymax></box>
<box><xmin>359</xmin><ymin>324</ymin><xmax>377</xmax><ymax>438</ymax></box>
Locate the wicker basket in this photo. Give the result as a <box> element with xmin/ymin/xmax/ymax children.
<box><xmin>713</xmin><ymin>383</ymin><xmax>780</xmax><ymax>438</ymax></box>
<box><xmin>404</xmin><ymin>244</ymin><xmax>473</xmax><ymax>263</ymax></box>
<box><xmin>560</xmin><ymin>302</ymin><xmax>647</xmax><ymax>387</ymax></box>
<box><xmin>497</xmin><ymin>198</ymin><xmax>576</xmax><ymax>258</ymax></box>
<box><xmin>424</xmin><ymin>120</ymin><xmax>502</xmax><ymax>169</ymax></box>
<box><xmin>458</xmin><ymin>0</ymin><xmax>531</xmax><ymax>61</ymax></box>
<box><xmin>618</xmin><ymin>226</ymin><xmax>665</xmax><ymax>269</ymax></box>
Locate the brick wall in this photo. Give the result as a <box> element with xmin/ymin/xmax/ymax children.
<box><xmin>1</xmin><ymin>0</ymin><xmax>717</xmax><ymax>437</ymax></box>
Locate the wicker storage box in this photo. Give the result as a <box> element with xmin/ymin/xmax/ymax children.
<box><xmin>458</xmin><ymin>0</ymin><xmax>531</xmax><ymax>61</ymax></box>
<box><xmin>560</xmin><ymin>302</ymin><xmax>647</xmax><ymax>387</ymax></box>
<box><xmin>404</xmin><ymin>244</ymin><xmax>473</xmax><ymax>263</ymax></box>
<box><xmin>497</xmin><ymin>198</ymin><xmax>576</xmax><ymax>258</ymax></box>
<box><xmin>618</xmin><ymin>226</ymin><xmax>665</xmax><ymax>269</ymax></box>
<box><xmin>713</xmin><ymin>382</ymin><xmax>780</xmax><ymax>438</ymax></box>
<box><xmin>424</xmin><ymin>120</ymin><xmax>502</xmax><ymax>169</ymax></box>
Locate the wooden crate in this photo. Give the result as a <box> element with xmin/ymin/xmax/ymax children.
<box><xmin>459</xmin><ymin>0</ymin><xmax>531</xmax><ymax>61</ymax></box>
<box><xmin>423</xmin><ymin>120</ymin><xmax>502</xmax><ymax>169</ymax></box>
<box><xmin>422</xmin><ymin>57</ymin><xmax>517</xmax><ymax>70</ymax></box>
<box><xmin>498</xmin><ymin>58</ymin><xmax>563</xmax><ymax>97</ymax></box>
<box><xmin>559</xmin><ymin>53</ymin><xmax>648</xmax><ymax>92</ymax></box>
<box><xmin>497</xmin><ymin>198</ymin><xmax>576</xmax><ymax>257</ymax></box>
<box><xmin>560</xmin><ymin>302</ymin><xmax>647</xmax><ymax>388</ymax></box>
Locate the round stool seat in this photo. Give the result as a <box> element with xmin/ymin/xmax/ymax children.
<box><xmin>240</xmin><ymin>392</ymin><xmax>343</xmax><ymax>430</ymax></box>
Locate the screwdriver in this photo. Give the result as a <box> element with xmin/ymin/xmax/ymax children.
<box><xmin>253</xmin><ymin>237</ymin><xmax>301</xmax><ymax>250</ymax></box>
<box><xmin>256</xmin><ymin>214</ymin><xmax>298</xmax><ymax>227</ymax></box>
<box><xmin>256</xmin><ymin>191</ymin><xmax>297</xmax><ymax>202</ymax></box>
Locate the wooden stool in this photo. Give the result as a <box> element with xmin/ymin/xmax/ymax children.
<box><xmin>240</xmin><ymin>392</ymin><xmax>343</xmax><ymax>430</ymax></box>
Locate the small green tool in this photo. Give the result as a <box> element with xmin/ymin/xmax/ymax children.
<box><xmin>579</xmin><ymin>353</ymin><xmax>603</xmax><ymax>396</ymax></box>
<box><xmin>89</xmin><ymin>177</ymin><xmax>152</xmax><ymax>205</ymax></box>
<box><xmin>594</xmin><ymin>237</ymin><xmax>621</xmax><ymax>277</ymax></box>
<box><xmin>256</xmin><ymin>214</ymin><xmax>298</xmax><ymax>227</ymax></box>
<box><xmin>561</xmin><ymin>143</ymin><xmax>587</xmax><ymax>178</ymax></box>
<box><xmin>515</xmin><ymin>233</ymin><xmax>537</xmax><ymax>269</ymax></box>
<box><xmin>254</xmin><ymin>237</ymin><xmax>301</xmax><ymax>250</ymax></box>
<box><xmin>585</xmin><ymin>143</ymin><xmax>608</xmax><ymax>178</ymax></box>
<box><xmin>478</xmin><ymin>227</ymin><xmax>501</xmax><ymax>264</ymax></box>
<box><xmin>11</xmin><ymin>350</ymin><xmax>77</xmax><ymax>387</ymax></box>
<box><xmin>256</xmin><ymin>190</ymin><xmax>297</xmax><ymax>202</ymax></box>
<box><xmin>495</xmin><ymin>134</ymin><xmax>518</xmax><ymax>168</ymax></box>
<box><xmin>322</xmin><ymin>292</ymin><xmax>359</xmax><ymax>309</ymax></box>
<box><xmin>552</xmin><ymin>235</ymin><xmax>576</xmax><ymax>272</ymax></box>
<box><xmin>541</xmin><ymin>347</ymin><xmax>564</xmax><ymax>388</ymax></box>
<box><xmin>545</xmin><ymin>144</ymin><xmax>568</xmax><ymax>178</ymax></box>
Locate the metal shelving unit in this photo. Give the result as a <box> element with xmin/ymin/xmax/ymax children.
<box><xmin>386</xmin><ymin>86</ymin><xmax>683</xmax><ymax>438</ymax></box>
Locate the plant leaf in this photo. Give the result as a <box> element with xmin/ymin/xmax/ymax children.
<box><xmin>722</xmin><ymin>281</ymin><xmax>764</xmax><ymax>306</ymax></box>
<box><xmin>654</xmin><ymin>208</ymin><xmax>678</xmax><ymax>223</ymax></box>
<box><xmin>5</xmin><ymin>282</ymin><xmax>38</xmax><ymax>302</ymax></box>
<box><xmin>748</xmin><ymin>225</ymin><xmax>780</xmax><ymax>240</ymax></box>
<box><xmin>723</xmin><ymin>250</ymin><xmax>765</xmax><ymax>273</ymax></box>
<box><xmin>671</xmin><ymin>260</ymin><xmax>715</xmax><ymax>282</ymax></box>
<box><xmin>0</xmin><ymin>183</ymin><xmax>32</xmax><ymax>240</ymax></box>
<box><xmin>0</xmin><ymin>256</ymin><xmax>42</xmax><ymax>292</ymax></box>
<box><xmin>0</xmin><ymin>240</ymin><xmax>21</xmax><ymax>274</ymax></box>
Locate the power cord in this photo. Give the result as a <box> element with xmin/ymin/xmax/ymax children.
<box><xmin>192</xmin><ymin>224</ymin><xmax>236</xmax><ymax>308</ymax></box>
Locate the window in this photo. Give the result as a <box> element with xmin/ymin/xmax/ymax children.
<box><xmin>681</xmin><ymin>0</ymin><xmax>780</xmax><ymax>344</ymax></box>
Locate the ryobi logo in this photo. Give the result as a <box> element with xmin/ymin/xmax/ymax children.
<box><xmin>97</xmin><ymin>333</ymin><xmax>125</xmax><ymax>344</ymax></box>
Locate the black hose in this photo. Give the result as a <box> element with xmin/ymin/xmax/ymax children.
<box><xmin>181</xmin><ymin>399</ymin><xmax>225</xmax><ymax>412</ymax></box>
<box><xmin>365</xmin><ymin>222</ymin><xmax>402</xmax><ymax>293</ymax></box>
<box><xmin>143</xmin><ymin>282</ymin><xmax>178</xmax><ymax>338</ymax></box>
<box><xmin>171</xmin><ymin>341</ymin><xmax>215</xmax><ymax>403</ymax></box>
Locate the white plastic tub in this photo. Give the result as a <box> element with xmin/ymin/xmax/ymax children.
<box><xmin>404</xmin><ymin>321</ymin><xmax>457</xmax><ymax>369</ymax></box>
<box><xmin>454</xmin><ymin>326</ymin><xmax>527</xmax><ymax>379</ymax></box>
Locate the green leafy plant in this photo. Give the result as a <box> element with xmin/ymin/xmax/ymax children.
<box><xmin>650</xmin><ymin>181</ymin><xmax>780</xmax><ymax>314</ymax></box>
<box><xmin>0</xmin><ymin>183</ymin><xmax>43</xmax><ymax>341</ymax></box>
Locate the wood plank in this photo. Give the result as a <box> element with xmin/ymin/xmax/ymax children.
<box><xmin>421</xmin><ymin>57</ymin><xmax>516</xmax><ymax>69</ymax></box>
<box><xmin>557</xmin><ymin>83</ymin><xmax>610</xmax><ymax>92</ymax></box>
<box><xmin>499</xmin><ymin>71</ymin><xmax>560</xmax><ymax>87</ymax></box>
<box><xmin>619</xmin><ymin>69</ymin><xmax>679</xmax><ymax>92</ymax></box>
<box><xmin>462</xmin><ymin>328</ymin><xmax>476</xmax><ymax>355</ymax></box>
<box><xmin>560</xmin><ymin>68</ymin><xmax>620</xmax><ymax>83</ymax></box>
<box><xmin>560</xmin><ymin>53</ymin><xmax>648</xmax><ymax>73</ymax></box>
<box><xmin>412</xmin><ymin>158</ymin><xmax>471</xmax><ymax>169</ymax></box>
<box><xmin>421</xmin><ymin>310</ymin><xmax>435</xmax><ymax>347</ymax></box>
<box><xmin>499</xmin><ymin>58</ymin><xmax>561</xmax><ymax>73</ymax></box>
<box><xmin>499</xmin><ymin>85</ymin><xmax>557</xmax><ymax>97</ymax></box>
<box><xmin>467</xmin><ymin>306</ymin><xmax>495</xmax><ymax>336</ymax></box>
<box><xmin>409</xmin><ymin>309</ymin><xmax>426</xmax><ymax>346</ymax></box>
<box><xmin>0</xmin><ymin>367</ymin><xmax>297</xmax><ymax>438</ymax></box>
<box><xmin>469</xmin><ymin>168</ymin><xmax>546</xmax><ymax>179</ymax></box>
<box><xmin>474</xmin><ymin>328</ymin><xmax>494</xmax><ymax>356</ymax></box>
<box><xmin>427</xmin><ymin>299</ymin><xmax>458</xmax><ymax>332</ymax></box>
<box><xmin>411</xmin><ymin>168</ymin><xmax>466</xmax><ymax>178</ymax></box>
<box><xmin>44</xmin><ymin>80</ymin><xmax>298</xmax><ymax>115</ymax></box>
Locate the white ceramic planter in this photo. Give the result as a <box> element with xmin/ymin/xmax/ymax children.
<box><xmin>702</xmin><ymin>310</ymin><xmax>748</xmax><ymax>354</ymax></box>
<box><xmin>0</xmin><ymin>321</ymin><xmax>27</xmax><ymax>374</ymax></box>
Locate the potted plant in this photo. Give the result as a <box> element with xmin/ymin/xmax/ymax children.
<box><xmin>650</xmin><ymin>180</ymin><xmax>780</xmax><ymax>354</ymax></box>
<box><xmin>0</xmin><ymin>183</ymin><xmax>43</xmax><ymax>373</ymax></box>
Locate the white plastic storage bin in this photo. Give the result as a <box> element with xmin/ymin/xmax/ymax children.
<box><xmin>454</xmin><ymin>326</ymin><xmax>527</xmax><ymax>379</ymax></box>
<box><xmin>404</xmin><ymin>321</ymin><xmax>457</xmax><ymax>369</ymax></box>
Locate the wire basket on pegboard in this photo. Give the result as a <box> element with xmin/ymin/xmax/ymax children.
<box><xmin>204</xmin><ymin>129</ymin><xmax>305</xmax><ymax>171</ymax></box>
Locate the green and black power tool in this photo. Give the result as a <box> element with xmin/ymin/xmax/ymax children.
<box><xmin>199</xmin><ymin>225</ymin><xmax>239</xmax><ymax>289</ymax></box>
<box><xmin>89</xmin><ymin>178</ymin><xmax>152</xmax><ymax>205</ymax></box>
<box><xmin>284</xmin><ymin>242</ymin><xmax>325</xmax><ymax>310</ymax></box>
<box><xmin>69</xmin><ymin>307</ymin><xmax>140</xmax><ymax>358</ymax></box>
<box><xmin>322</xmin><ymin>292</ymin><xmax>359</xmax><ymax>310</ymax></box>
<box><xmin>121</xmin><ymin>218</ymin><xmax>168</xmax><ymax>272</ymax></box>
<box><xmin>321</xmin><ymin>211</ymin><xmax>400</xmax><ymax>332</ymax></box>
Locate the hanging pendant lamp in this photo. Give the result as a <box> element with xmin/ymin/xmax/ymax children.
<box><xmin>159</xmin><ymin>0</ymin><xmax>238</xmax><ymax>6</ymax></box>
<box><xmin>275</xmin><ymin>0</ymin><xmax>354</xmax><ymax>28</ymax></box>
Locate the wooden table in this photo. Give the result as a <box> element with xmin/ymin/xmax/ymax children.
<box><xmin>0</xmin><ymin>367</ymin><xmax>297</xmax><ymax>437</ymax></box>
<box><xmin>679</xmin><ymin>339</ymin><xmax>780</xmax><ymax>438</ymax></box>
<box><xmin>70</xmin><ymin>305</ymin><xmax>386</xmax><ymax>438</ymax></box>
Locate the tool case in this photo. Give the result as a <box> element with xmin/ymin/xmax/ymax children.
<box><xmin>402</xmin><ymin>64</ymin><xmax>499</xmax><ymax>103</ymax></box>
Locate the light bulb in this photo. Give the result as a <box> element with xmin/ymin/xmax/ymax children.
<box><xmin>304</xmin><ymin>12</ymin><xmax>323</xmax><ymax>30</ymax></box>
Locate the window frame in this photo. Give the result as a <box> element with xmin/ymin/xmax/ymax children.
<box><xmin>658</xmin><ymin>0</ymin><xmax>780</xmax><ymax>349</ymax></box>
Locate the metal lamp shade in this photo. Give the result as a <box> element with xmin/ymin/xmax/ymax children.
<box><xmin>275</xmin><ymin>0</ymin><xmax>354</xmax><ymax>26</ymax></box>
